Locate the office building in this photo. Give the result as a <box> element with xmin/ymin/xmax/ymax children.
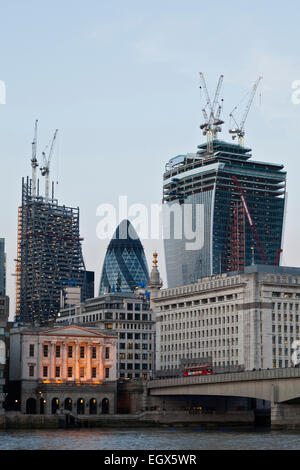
<box><xmin>99</xmin><ymin>219</ymin><xmax>149</xmax><ymax>295</ymax></box>
<box><xmin>57</xmin><ymin>292</ymin><xmax>155</xmax><ymax>380</ymax></box>
<box><xmin>163</xmin><ymin>140</ymin><xmax>286</xmax><ymax>288</ymax></box>
<box><xmin>152</xmin><ymin>265</ymin><xmax>300</xmax><ymax>372</ymax></box>
<box><xmin>0</xmin><ymin>239</ymin><xmax>5</xmax><ymax>296</ymax></box>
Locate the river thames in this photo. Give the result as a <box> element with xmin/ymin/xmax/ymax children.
<box><xmin>0</xmin><ymin>427</ymin><xmax>299</xmax><ymax>450</ymax></box>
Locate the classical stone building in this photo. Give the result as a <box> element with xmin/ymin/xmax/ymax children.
<box><xmin>9</xmin><ymin>324</ymin><xmax>117</xmax><ymax>415</ymax></box>
<box><xmin>152</xmin><ymin>265</ymin><xmax>300</xmax><ymax>373</ymax></box>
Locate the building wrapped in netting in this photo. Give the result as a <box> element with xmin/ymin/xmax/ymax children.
<box><xmin>17</xmin><ymin>177</ymin><xmax>88</xmax><ymax>324</ymax></box>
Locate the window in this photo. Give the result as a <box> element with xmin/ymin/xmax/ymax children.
<box><xmin>56</xmin><ymin>345</ymin><xmax>61</xmax><ymax>358</ymax></box>
<box><xmin>43</xmin><ymin>366</ymin><xmax>48</xmax><ymax>377</ymax></box>
<box><xmin>55</xmin><ymin>366</ymin><xmax>60</xmax><ymax>378</ymax></box>
<box><xmin>29</xmin><ymin>365</ymin><xmax>34</xmax><ymax>377</ymax></box>
<box><xmin>105</xmin><ymin>347</ymin><xmax>110</xmax><ymax>359</ymax></box>
<box><xmin>92</xmin><ymin>347</ymin><xmax>97</xmax><ymax>359</ymax></box>
<box><xmin>105</xmin><ymin>368</ymin><xmax>110</xmax><ymax>379</ymax></box>
<box><xmin>80</xmin><ymin>346</ymin><xmax>85</xmax><ymax>358</ymax></box>
<box><xmin>80</xmin><ymin>367</ymin><xmax>85</xmax><ymax>378</ymax></box>
<box><xmin>68</xmin><ymin>346</ymin><xmax>73</xmax><ymax>358</ymax></box>
<box><xmin>43</xmin><ymin>345</ymin><xmax>48</xmax><ymax>357</ymax></box>
<box><xmin>29</xmin><ymin>344</ymin><xmax>34</xmax><ymax>357</ymax></box>
<box><xmin>92</xmin><ymin>367</ymin><xmax>97</xmax><ymax>378</ymax></box>
<box><xmin>68</xmin><ymin>367</ymin><xmax>73</xmax><ymax>378</ymax></box>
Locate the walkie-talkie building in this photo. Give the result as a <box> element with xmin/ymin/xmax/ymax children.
<box><xmin>99</xmin><ymin>219</ymin><xmax>149</xmax><ymax>295</ymax></box>
<box><xmin>17</xmin><ymin>177</ymin><xmax>88</xmax><ymax>324</ymax></box>
<box><xmin>163</xmin><ymin>140</ymin><xmax>286</xmax><ymax>288</ymax></box>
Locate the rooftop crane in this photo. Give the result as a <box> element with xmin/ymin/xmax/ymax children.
<box><xmin>229</xmin><ymin>76</ymin><xmax>262</xmax><ymax>147</ymax></box>
<box><xmin>232</xmin><ymin>175</ymin><xmax>268</xmax><ymax>266</ymax></box>
<box><xmin>31</xmin><ymin>120</ymin><xmax>38</xmax><ymax>198</ymax></box>
<box><xmin>40</xmin><ymin>128</ymin><xmax>58</xmax><ymax>200</ymax></box>
<box><xmin>199</xmin><ymin>72</ymin><xmax>224</xmax><ymax>154</ymax></box>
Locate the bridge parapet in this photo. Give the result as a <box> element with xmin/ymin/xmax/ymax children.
<box><xmin>147</xmin><ymin>367</ymin><xmax>300</xmax><ymax>390</ymax></box>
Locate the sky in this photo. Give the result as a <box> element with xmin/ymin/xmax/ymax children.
<box><xmin>1</xmin><ymin>0</ymin><xmax>300</xmax><ymax>318</ymax></box>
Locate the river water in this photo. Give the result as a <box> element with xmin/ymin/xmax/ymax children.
<box><xmin>0</xmin><ymin>427</ymin><xmax>299</xmax><ymax>450</ymax></box>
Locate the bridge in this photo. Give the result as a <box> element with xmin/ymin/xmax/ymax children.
<box><xmin>131</xmin><ymin>368</ymin><xmax>300</xmax><ymax>428</ymax></box>
<box><xmin>148</xmin><ymin>368</ymin><xmax>300</xmax><ymax>404</ymax></box>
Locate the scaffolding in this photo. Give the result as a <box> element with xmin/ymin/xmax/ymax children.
<box><xmin>17</xmin><ymin>177</ymin><xmax>87</xmax><ymax>324</ymax></box>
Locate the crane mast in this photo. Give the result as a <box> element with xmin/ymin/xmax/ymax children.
<box><xmin>199</xmin><ymin>72</ymin><xmax>224</xmax><ymax>154</ymax></box>
<box><xmin>31</xmin><ymin>119</ymin><xmax>38</xmax><ymax>198</ymax></box>
<box><xmin>229</xmin><ymin>76</ymin><xmax>262</xmax><ymax>146</ymax></box>
<box><xmin>40</xmin><ymin>129</ymin><xmax>58</xmax><ymax>200</ymax></box>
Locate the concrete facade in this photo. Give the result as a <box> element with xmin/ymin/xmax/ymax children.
<box><xmin>152</xmin><ymin>265</ymin><xmax>300</xmax><ymax>372</ymax></box>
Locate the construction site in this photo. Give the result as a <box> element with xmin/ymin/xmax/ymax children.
<box><xmin>15</xmin><ymin>122</ymin><xmax>90</xmax><ymax>325</ymax></box>
<box><xmin>163</xmin><ymin>74</ymin><xmax>286</xmax><ymax>288</ymax></box>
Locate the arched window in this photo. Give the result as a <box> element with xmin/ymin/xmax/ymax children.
<box><xmin>26</xmin><ymin>398</ymin><xmax>36</xmax><ymax>414</ymax></box>
<box><xmin>51</xmin><ymin>398</ymin><xmax>59</xmax><ymax>414</ymax></box>
<box><xmin>77</xmin><ymin>398</ymin><xmax>85</xmax><ymax>415</ymax></box>
<box><xmin>89</xmin><ymin>398</ymin><xmax>97</xmax><ymax>415</ymax></box>
<box><xmin>102</xmin><ymin>398</ymin><xmax>109</xmax><ymax>414</ymax></box>
<box><xmin>64</xmin><ymin>398</ymin><xmax>72</xmax><ymax>412</ymax></box>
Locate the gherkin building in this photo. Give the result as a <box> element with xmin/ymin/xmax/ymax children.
<box><xmin>99</xmin><ymin>219</ymin><xmax>149</xmax><ymax>294</ymax></box>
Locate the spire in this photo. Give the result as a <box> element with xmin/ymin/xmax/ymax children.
<box><xmin>148</xmin><ymin>251</ymin><xmax>162</xmax><ymax>291</ymax></box>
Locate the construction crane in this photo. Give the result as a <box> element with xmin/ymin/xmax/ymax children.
<box><xmin>31</xmin><ymin>120</ymin><xmax>38</xmax><ymax>198</ymax></box>
<box><xmin>232</xmin><ymin>175</ymin><xmax>268</xmax><ymax>265</ymax></box>
<box><xmin>199</xmin><ymin>72</ymin><xmax>224</xmax><ymax>154</ymax></box>
<box><xmin>40</xmin><ymin>129</ymin><xmax>58</xmax><ymax>200</ymax></box>
<box><xmin>229</xmin><ymin>76</ymin><xmax>262</xmax><ymax>147</ymax></box>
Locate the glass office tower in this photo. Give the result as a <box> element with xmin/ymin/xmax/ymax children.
<box><xmin>163</xmin><ymin>140</ymin><xmax>286</xmax><ymax>288</ymax></box>
<box><xmin>99</xmin><ymin>219</ymin><xmax>149</xmax><ymax>294</ymax></box>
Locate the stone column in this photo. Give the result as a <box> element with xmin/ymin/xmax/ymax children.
<box><xmin>50</xmin><ymin>342</ymin><xmax>55</xmax><ymax>380</ymax></box>
<box><xmin>62</xmin><ymin>342</ymin><xmax>67</xmax><ymax>380</ymax></box>
<box><xmin>87</xmin><ymin>343</ymin><xmax>91</xmax><ymax>380</ymax></box>
<box><xmin>74</xmin><ymin>340</ymin><xmax>79</xmax><ymax>380</ymax></box>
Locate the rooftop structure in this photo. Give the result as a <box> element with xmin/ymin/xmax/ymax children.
<box><xmin>0</xmin><ymin>239</ymin><xmax>5</xmax><ymax>296</ymax></box>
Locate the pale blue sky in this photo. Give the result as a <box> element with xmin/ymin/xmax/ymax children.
<box><xmin>1</xmin><ymin>0</ymin><xmax>300</xmax><ymax>315</ymax></box>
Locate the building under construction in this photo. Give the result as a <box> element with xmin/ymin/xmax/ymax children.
<box><xmin>16</xmin><ymin>177</ymin><xmax>89</xmax><ymax>325</ymax></box>
<box><xmin>163</xmin><ymin>74</ymin><xmax>287</xmax><ymax>288</ymax></box>
<box><xmin>16</xmin><ymin>123</ymin><xmax>91</xmax><ymax>324</ymax></box>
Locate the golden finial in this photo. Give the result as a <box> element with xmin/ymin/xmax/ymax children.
<box><xmin>153</xmin><ymin>252</ymin><xmax>158</xmax><ymax>268</ymax></box>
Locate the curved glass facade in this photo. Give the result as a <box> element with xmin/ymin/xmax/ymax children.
<box><xmin>163</xmin><ymin>140</ymin><xmax>286</xmax><ymax>288</ymax></box>
<box><xmin>99</xmin><ymin>219</ymin><xmax>149</xmax><ymax>295</ymax></box>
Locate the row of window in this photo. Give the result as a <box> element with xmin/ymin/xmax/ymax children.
<box><xmin>29</xmin><ymin>344</ymin><xmax>110</xmax><ymax>360</ymax></box>
<box><xmin>161</xmin><ymin>316</ymin><xmax>240</xmax><ymax>331</ymax></box>
<box><xmin>119</xmin><ymin>363</ymin><xmax>150</xmax><ymax>370</ymax></box>
<box><xmin>119</xmin><ymin>353</ymin><xmax>151</xmax><ymax>360</ymax></box>
<box><xmin>29</xmin><ymin>365</ymin><xmax>110</xmax><ymax>379</ymax></box>
<box><xmin>160</xmin><ymin>294</ymin><xmax>239</xmax><ymax>310</ymax></box>
<box><xmin>119</xmin><ymin>343</ymin><xmax>151</xmax><ymax>350</ymax></box>
<box><xmin>119</xmin><ymin>333</ymin><xmax>150</xmax><ymax>339</ymax></box>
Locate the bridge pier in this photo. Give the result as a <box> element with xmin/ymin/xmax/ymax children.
<box><xmin>271</xmin><ymin>403</ymin><xmax>300</xmax><ymax>429</ymax></box>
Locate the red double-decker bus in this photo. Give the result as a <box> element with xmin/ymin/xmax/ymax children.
<box><xmin>183</xmin><ymin>365</ymin><xmax>214</xmax><ymax>376</ymax></box>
